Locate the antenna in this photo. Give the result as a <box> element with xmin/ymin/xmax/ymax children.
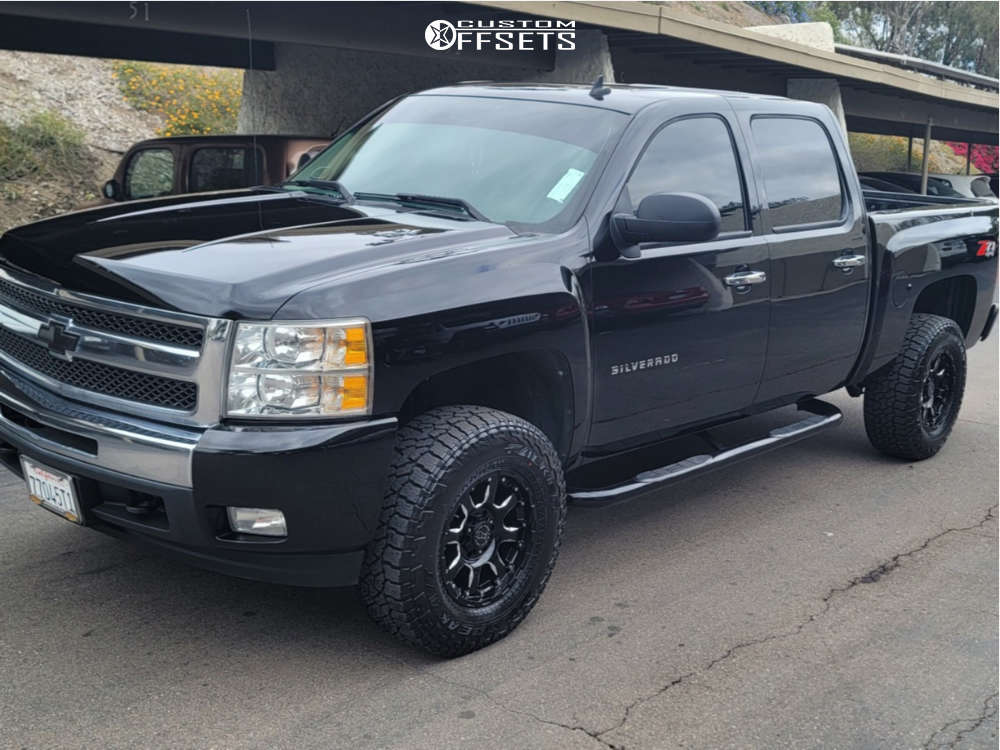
<box><xmin>246</xmin><ymin>8</ymin><xmax>260</xmax><ymax>187</ymax></box>
<box><xmin>245</xmin><ymin>8</ymin><xmax>264</xmax><ymax>231</ymax></box>
<box><xmin>589</xmin><ymin>75</ymin><xmax>612</xmax><ymax>101</ymax></box>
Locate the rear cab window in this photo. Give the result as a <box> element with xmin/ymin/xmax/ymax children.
<box><xmin>125</xmin><ymin>148</ymin><xmax>175</xmax><ymax>199</ymax></box>
<box><xmin>751</xmin><ymin>117</ymin><xmax>845</xmax><ymax>229</ymax></box>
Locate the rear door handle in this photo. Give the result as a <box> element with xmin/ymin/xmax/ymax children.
<box><xmin>832</xmin><ymin>254</ymin><xmax>866</xmax><ymax>269</ymax></box>
<box><xmin>724</xmin><ymin>270</ymin><xmax>767</xmax><ymax>287</ymax></box>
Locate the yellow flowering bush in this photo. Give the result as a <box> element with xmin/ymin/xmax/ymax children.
<box><xmin>111</xmin><ymin>61</ymin><xmax>242</xmax><ymax>136</ymax></box>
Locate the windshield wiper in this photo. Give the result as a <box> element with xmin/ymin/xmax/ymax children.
<box><xmin>353</xmin><ymin>192</ymin><xmax>489</xmax><ymax>222</ymax></box>
<box><xmin>283</xmin><ymin>179</ymin><xmax>354</xmax><ymax>201</ymax></box>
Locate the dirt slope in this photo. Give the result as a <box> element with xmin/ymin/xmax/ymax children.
<box><xmin>0</xmin><ymin>50</ymin><xmax>163</xmax><ymax>231</ymax></box>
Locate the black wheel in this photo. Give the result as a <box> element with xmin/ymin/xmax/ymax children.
<box><xmin>360</xmin><ymin>405</ymin><xmax>566</xmax><ymax>657</ymax></box>
<box><xmin>863</xmin><ymin>313</ymin><xmax>967</xmax><ymax>461</ymax></box>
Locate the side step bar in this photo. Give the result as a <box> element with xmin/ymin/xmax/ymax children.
<box><xmin>569</xmin><ymin>398</ymin><xmax>842</xmax><ymax>505</ymax></box>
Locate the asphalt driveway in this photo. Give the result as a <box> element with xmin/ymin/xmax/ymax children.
<box><xmin>1</xmin><ymin>337</ymin><xmax>996</xmax><ymax>749</ymax></box>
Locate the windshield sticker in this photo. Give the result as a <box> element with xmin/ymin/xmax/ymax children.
<box><xmin>546</xmin><ymin>168</ymin><xmax>585</xmax><ymax>203</ymax></box>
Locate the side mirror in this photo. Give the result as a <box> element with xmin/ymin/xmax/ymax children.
<box><xmin>102</xmin><ymin>179</ymin><xmax>122</xmax><ymax>201</ymax></box>
<box><xmin>611</xmin><ymin>192</ymin><xmax>721</xmax><ymax>258</ymax></box>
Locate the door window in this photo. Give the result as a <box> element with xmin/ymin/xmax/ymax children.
<box><xmin>189</xmin><ymin>147</ymin><xmax>264</xmax><ymax>192</ymax></box>
<box><xmin>125</xmin><ymin>148</ymin><xmax>175</xmax><ymax>199</ymax></box>
<box><xmin>751</xmin><ymin>117</ymin><xmax>844</xmax><ymax>228</ymax></box>
<box><xmin>626</xmin><ymin>116</ymin><xmax>748</xmax><ymax>234</ymax></box>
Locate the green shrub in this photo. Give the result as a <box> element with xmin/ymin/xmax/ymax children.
<box><xmin>0</xmin><ymin>111</ymin><xmax>90</xmax><ymax>181</ymax></box>
<box><xmin>112</xmin><ymin>60</ymin><xmax>242</xmax><ymax>136</ymax></box>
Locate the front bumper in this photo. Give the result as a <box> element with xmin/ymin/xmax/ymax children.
<box><xmin>0</xmin><ymin>366</ymin><xmax>397</xmax><ymax>587</ymax></box>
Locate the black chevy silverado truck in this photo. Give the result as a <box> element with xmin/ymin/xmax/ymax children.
<box><xmin>0</xmin><ymin>84</ymin><xmax>996</xmax><ymax>656</ymax></box>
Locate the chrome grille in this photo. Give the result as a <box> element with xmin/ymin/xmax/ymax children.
<box><xmin>0</xmin><ymin>327</ymin><xmax>197</xmax><ymax>410</ymax></box>
<box><xmin>0</xmin><ymin>277</ymin><xmax>203</xmax><ymax>348</ymax></box>
<box><xmin>0</xmin><ymin>267</ymin><xmax>232</xmax><ymax>426</ymax></box>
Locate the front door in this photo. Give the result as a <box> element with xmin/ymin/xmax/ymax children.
<box><xmin>587</xmin><ymin>113</ymin><xmax>769</xmax><ymax>449</ymax></box>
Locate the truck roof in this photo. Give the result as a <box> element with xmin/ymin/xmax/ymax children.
<box><xmin>418</xmin><ymin>82</ymin><xmax>789</xmax><ymax>114</ymax></box>
<box><xmin>128</xmin><ymin>134</ymin><xmax>329</xmax><ymax>147</ymax></box>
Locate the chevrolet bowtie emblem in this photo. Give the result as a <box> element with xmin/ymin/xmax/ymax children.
<box><xmin>38</xmin><ymin>321</ymin><xmax>80</xmax><ymax>360</ymax></box>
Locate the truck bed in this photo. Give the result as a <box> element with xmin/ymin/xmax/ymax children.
<box><xmin>856</xmin><ymin>192</ymin><xmax>998</xmax><ymax>390</ymax></box>
<box><xmin>863</xmin><ymin>188</ymin><xmax>992</xmax><ymax>212</ymax></box>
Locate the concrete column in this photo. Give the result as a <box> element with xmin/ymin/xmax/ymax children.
<box><xmin>920</xmin><ymin>119</ymin><xmax>933</xmax><ymax>194</ymax></box>
<box><xmin>530</xmin><ymin>29</ymin><xmax>615</xmax><ymax>85</ymax></box>
<box><xmin>745</xmin><ymin>23</ymin><xmax>847</xmax><ymax>138</ymax></box>
<box><xmin>786</xmin><ymin>78</ymin><xmax>847</xmax><ymax>136</ymax></box>
<box><xmin>238</xmin><ymin>30</ymin><xmax>614</xmax><ymax>136</ymax></box>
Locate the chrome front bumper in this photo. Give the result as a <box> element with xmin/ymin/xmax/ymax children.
<box><xmin>0</xmin><ymin>362</ymin><xmax>399</xmax><ymax>587</ymax></box>
<box><xmin>0</xmin><ymin>366</ymin><xmax>199</xmax><ymax>486</ymax></box>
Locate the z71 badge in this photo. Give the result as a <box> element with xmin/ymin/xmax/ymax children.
<box><xmin>611</xmin><ymin>353</ymin><xmax>679</xmax><ymax>376</ymax></box>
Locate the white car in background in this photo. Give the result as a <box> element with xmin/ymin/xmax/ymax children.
<box><xmin>931</xmin><ymin>173</ymin><xmax>998</xmax><ymax>201</ymax></box>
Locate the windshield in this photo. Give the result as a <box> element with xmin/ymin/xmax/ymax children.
<box><xmin>290</xmin><ymin>94</ymin><xmax>627</xmax><ymax>231</ymax></box>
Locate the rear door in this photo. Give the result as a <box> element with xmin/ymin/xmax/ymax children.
<box><xmin>738</xmin><ymin>109</ymin><xmax>869</xmax><ymax>403</ymax></box>
<box><xmin>587</xmin><ymin>107</ymin><xmax>770</xmax><ymax>448</ymax></box>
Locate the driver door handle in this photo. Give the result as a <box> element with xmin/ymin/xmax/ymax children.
<box><xmin>724</xmin><ymin>270</ymin><xmax>767</xmax><ymax>287</ymax></box>
<box><xmin>832</xmin><ymin>254</ymin><xmax>866</xmax><ymax>269</ymax></box>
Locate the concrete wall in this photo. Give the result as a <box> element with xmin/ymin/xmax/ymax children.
<box><xmin>788</xmin><ymin>77</ymin><xmax>847</xmax><ymax>135</ymax></box>
<box><xmin>744</xmin><ymin>22</ymin><xmax>846</xmax><ymax>135</ymax></box>
<box><xmin>239</xmin><ymin>30</ymin><xmax>614</xmax><ymax>135</ymax></box>
<box><xmin>612</xmin><ymin>24</ymin><xmax>847</xmax><ymax>137</ymax></box>
<box><xmin>744</xmin><ymin>21</ymin><xmax>836</xmax><ymax>52</ymax></box>
<box><xmin>611</xmin><ymin>48</ymin><xmax>786</xmax><ymax>96</ymax></box>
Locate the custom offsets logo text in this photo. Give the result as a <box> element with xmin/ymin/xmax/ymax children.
<box><xmin>424</xmin><ymin>19</ymin><xmax>576</xmax><ymax>52</ymax></box>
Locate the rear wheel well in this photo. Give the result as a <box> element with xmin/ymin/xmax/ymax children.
<box><xmin>398</xmin><ymin>351</ymin><xmax>575</xmax><ymax>461</ymax></box>
<box><xmin>913</xmin><ymin>275</ymin><xmax>976</xmax><ymax>338</ymax></box>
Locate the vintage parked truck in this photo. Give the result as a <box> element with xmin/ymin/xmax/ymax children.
<box><xmin>0</xmin><ymin>84</ymin><xmax>995</xmax><ymax>656</ymax></box>
<box><xmin>99</xmin><ymin>134</ymin><xmax>330</xmax><ymax>202</ymax></box>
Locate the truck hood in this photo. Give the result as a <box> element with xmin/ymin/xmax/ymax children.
<box><xmin>0</xmin><ymin>189</ymin><xmax>515</xmax><ymax>318</ymax></box>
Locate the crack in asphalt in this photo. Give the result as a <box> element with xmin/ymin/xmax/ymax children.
<box><xmin>588</xmin><ymin>505</ymin><xmax>999</xmax><ymax>747</ymax></box>
<box><xmin>922</xmin><ymin>692</ymin><xmax>999</xmax><ymax>749</ymax></box>
<box><xmin>430</xmin><ymin>505</ymin><xmax>997</xmax><ymax>750</ymax></box>
<box><xmin>422</xmin><ymin>671</ymin><xmax>614</xmax><ymax>748</ymax></box>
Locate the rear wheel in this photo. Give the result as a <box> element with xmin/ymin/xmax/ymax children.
<box><xmin>863</xmin><ymin>314</ymin><xmax>966</xmax><ymax>460</ymax></box>
<box><xmin>360</xmin><ymin>405</ymin><xmax>565</xmax><ymax>657</ymax></box>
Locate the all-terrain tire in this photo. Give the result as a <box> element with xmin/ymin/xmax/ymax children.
<box><xmin>360</xmin><ymin>405</ymin><xmax>566</xmax><ymax>657</ymax></box>
<box><xmin>863</xmin><ymin>313</ymin><xmax>966</xmax><ymax>461</ymax></box>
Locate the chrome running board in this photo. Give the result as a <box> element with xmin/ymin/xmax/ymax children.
<box><xmin>569</xmin><ymin>398</ymin><xmax>842</xmax><ymax>504</ymax></box>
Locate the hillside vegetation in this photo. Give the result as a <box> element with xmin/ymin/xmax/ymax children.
<box><xmin>111</xmin><ymin>61</ymin><xmax>242</xmax><ymax>136</ymax></box>
<box><xmin>850</xmin><ymin>134</ymin><xmax>991</xmax><ymax>175</ymax></box>
<box><xmin>0</xmin><ymin>50</ymin><xmax>163</xmax><ymax>232</ymax></box>
<box><xmin>0</xmin><ymin>53</ymin><xmax>242</xmax><ymax>233</ymax></box>
<box><xmin>0</xmin><ymin>110</ymin><xmax>106</xmax><ymax>231</ymax></box>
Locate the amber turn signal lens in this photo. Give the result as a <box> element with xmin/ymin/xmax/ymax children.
<box><xmin>340</xmin><ymin>375</ymin><xmax>368</xmax><ymax>411</ymax></box>
<box><xmin>342</xmin><ymin>327</ymin><xmax>368</xmax><ymax>366</ymax></box>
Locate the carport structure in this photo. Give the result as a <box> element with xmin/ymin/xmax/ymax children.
<box><xmin>0</xmin><ymin>0</ymin><xmax>996</xmax><ymax>182</ymax></box>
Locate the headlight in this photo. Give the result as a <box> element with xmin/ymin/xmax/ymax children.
<box><xmin>226</xmin><ymin>318</ymin><xmax>372</xmax><ymax>418</ymax></box>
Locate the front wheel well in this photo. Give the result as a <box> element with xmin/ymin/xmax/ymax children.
<box><xmin>397</xmin><ymin>351</ymin><xmax>575</xmax><ymax>461</ymax></box>
<box><xmin>912</xmin><ymin>275</ymin><xmax>977</xmax><ymax>338</ymax></box>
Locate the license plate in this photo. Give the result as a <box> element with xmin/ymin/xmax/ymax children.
<box><xmin>20</xmin><ymin>456</ymin><xmax>82</xmax><ymax>524</ymax></box>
